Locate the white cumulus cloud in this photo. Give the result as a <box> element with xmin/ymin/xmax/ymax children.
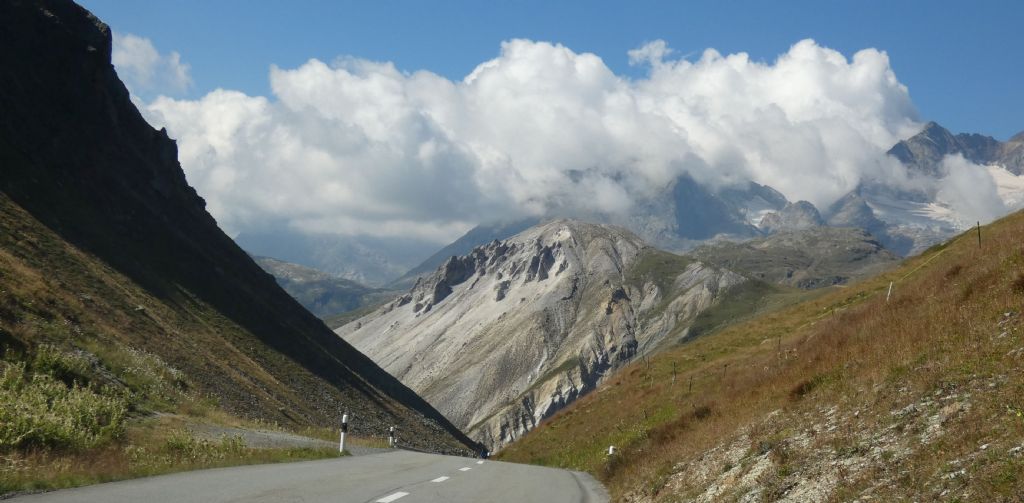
<box><xmin>140</xmin><ymin>38</ymin><xmax>928</xmax><ymax>242</ymax></box>
<box><xmin>112</xmin><ymin>33</ymin><xmax>192</xmax><ymax>98</ymax></box>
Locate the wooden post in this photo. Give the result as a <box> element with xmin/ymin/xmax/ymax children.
<box><xmin>977</xmin><ymin>221</ymin><xmax>982</xmax><ymax>248</ymax></box>
<box><xmin>688</xmin><ymin>375</ymin><xmax>693</xmax><ymax>393</ymax></box>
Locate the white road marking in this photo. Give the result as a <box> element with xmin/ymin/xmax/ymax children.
<box><xmin>376</xmin><ymin>492</ymin><xmax>409</xmax><ymax>503</ymax></box>
<box><xmin>476</xmin><ymin>460</ymin><xmax>484</xmax><ymax>464</ymax></box>
<box><xmin>459</xmin><ymin>467</ymin><xmax>472</xmax><ymax>471</ymax></box>
<box><xmin>431</xmin><ymin>476</ymin><xmax>450</xmax><ymax>483</ymax></box>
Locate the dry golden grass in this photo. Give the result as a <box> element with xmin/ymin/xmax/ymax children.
<box><xmin>500</xmin><ymin>210</ymin><xmax>1024</xmax><ymax>501</ymax></box>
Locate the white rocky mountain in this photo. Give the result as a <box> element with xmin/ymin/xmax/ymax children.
<box><xmin>336</xmin><ymin>220</ymin><xmax>755</xmax><ymax>449</ymax></box>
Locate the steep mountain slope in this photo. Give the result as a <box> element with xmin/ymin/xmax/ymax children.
<box><xmin>253</xmin><ymin>256</ymin><xmax>397</xmax><ymax>319</ymax></box>
<box><xmin>338</xmin><ymin>220</ymin><xmax>782</xmax><ymax>449</ymax></box>
<box><xmin>501</xmin><ymin>210</ymin><xmax>1024</xmax><ymax>501</ymax></box>
<box><xmin>691</xmin><ymin>227</ymin><xmax>898</xmax><ymax>289</ymax></box>
<box><xmin>0</xmin><ymin>0</ymin><xmax>471</xmax><ymax>455</ymax></box>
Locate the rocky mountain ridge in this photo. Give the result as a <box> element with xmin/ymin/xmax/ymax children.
<box><xmin>887</xmin><ymin>121</ymin><xmax>1023</xmax><ymax>176</ymax></box>
<box><xmin>337</xmin><ymin>220</ymin><xmax>762</xmax><ymax>449</ymax></box>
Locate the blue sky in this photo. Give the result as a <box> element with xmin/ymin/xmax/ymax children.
<box><xmin>82</xmin><ymin>0</ymin><xmax>1022</xmax><ymax>139</ymax></box>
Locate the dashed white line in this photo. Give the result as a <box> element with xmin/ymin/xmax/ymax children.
<box><xmin>459</xmin><ymin>467</ymin><xmax>472</xmax><ymax>471</ymax></box>
<box><xmin>431</xmin><ymin>476</ymin><xmax>450</xmax><ymax>483</ymax></box>
<box><xmin>476</xmin><ymin>460</ymin><xmax>484</xmax><ymax>464</ymax></box>
<box><xmin>376</xmin><ymin>492</ymin><xmax>409</xmax><ymax>503</ymax></box>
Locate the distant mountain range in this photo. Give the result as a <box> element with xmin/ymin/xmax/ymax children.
<box><xmin>251</xmin><ymin>120</ymin><xmax>1023</xmax><ymax>317</ymax></box>
<box><xmin>384</xmin><ymin>121</ymin><xmax>1023</xmax><ymax>290</ymax></box>
<box><xmin>252</xmin><ymin>256</ymin><xmax>397</xmax><ymax>319</ymax></box>
<box><xmin>235</xmin><ymin>229</ymin><xmax>438</xmax><ymax>288</ymax></box>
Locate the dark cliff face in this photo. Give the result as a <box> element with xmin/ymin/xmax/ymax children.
<box><xmin>0</xmin><ymin>0</ymin><xmax>474</xmax><ymax>451</ymax></box>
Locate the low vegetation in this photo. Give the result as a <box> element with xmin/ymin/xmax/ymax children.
<box><xmin>500</xmin><ymin>210</ymin><xmax>1024</xmax><ymax>501</ymax></box>
<box><xmin>0</xmin><ymin>340</ymin><xmax>351</xmax><ymax>495</ymax></box>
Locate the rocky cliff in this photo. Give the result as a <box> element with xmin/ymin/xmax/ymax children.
<box><xmin>337</xmin><ymin>220</ymin><xmax>754</xmax><ymax>449</ymax></box>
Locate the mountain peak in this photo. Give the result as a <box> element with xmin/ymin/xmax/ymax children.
<box><xmin>888</xmin><ymin>121</ymin><xmax>998</xmax><ymax>176</ymax></box>
<box><xmin>919</xmin><ymin>121</ymin><xmax>949</xmax><ymax>136</ymax></box>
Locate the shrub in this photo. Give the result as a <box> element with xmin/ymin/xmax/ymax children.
<box><xmin>0</xmin><ymin>361</ymin><xmax>128</xmax><ymax>451</ymax></box>
<box><xmin>31</xmin><ymin>344</ymin><xmax>92</xmax><ymax>387</ymax></box>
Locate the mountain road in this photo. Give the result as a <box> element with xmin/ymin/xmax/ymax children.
<box><xmin>6</xmin><ymin>450</ymin><xmax>608</xmax><ymax>503</ymax></box>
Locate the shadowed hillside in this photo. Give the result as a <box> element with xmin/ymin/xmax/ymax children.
<box><xmin>0</xmin><ymin>0</ymin><xmax>474</xmax><ymax>490</ymax></box>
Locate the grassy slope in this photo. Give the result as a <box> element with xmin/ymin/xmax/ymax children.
<box><xmin>500</xmin><ymin>210</ymin><xmax>1024</xmax><ymax>501</ymax></box>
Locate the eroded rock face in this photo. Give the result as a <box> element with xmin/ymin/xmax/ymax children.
<box><xmin>337</xmin><ymin>220</ymin><xmax>747</xmax><ymax>449</ymax></box>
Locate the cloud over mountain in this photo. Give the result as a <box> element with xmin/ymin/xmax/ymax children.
<box><xmin>134</xmin><ymin>38</ymin><xmax>926</xmax><ymax>242</ymax></box>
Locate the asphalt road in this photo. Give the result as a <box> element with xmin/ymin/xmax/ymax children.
<box><xmin>7</xmin><ymin>451</ymin><xmax>609</xmax><ymax>503</ymax></box>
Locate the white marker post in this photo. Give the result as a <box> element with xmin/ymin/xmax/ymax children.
<box><xmin>886</xmin><ymin>281</ymin><xmax>893</xmax><ymax>303</ymax></box>
<box><xmin>388</xmin><ymin>426</ymin><xmax>396</xmax><ymax>448</ymax></box>
<box><xmin>608</xmin><ymin>445</ymin><xmax>616</xmax><ymax>456</ymax></box>
<box><xmin>340</xmin><ymin>413</ymin><xmax>349</xmax><ymax>453</ymax></box>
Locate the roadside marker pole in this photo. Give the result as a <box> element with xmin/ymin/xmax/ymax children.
<box><xmin>340</xmin><ymin>413</ymin><xmax>349</xmax><ymax>453</ymax></box>
<box><xmin>886</xmin><ymin>281</ymin><xmax>893</xmax><ymax>303</ymax></box>
<box><xmin>388</xmin><ymin>426</ymin><xmax>396</xmax><ymax>448</ymax></box>
<box><xmin>977</xmin><ymin>221</ymin><xmax>982</xmax><ymax>248</ymax></box>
